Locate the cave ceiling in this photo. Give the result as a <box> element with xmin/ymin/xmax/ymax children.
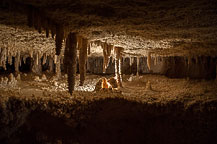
<box><xmin>0</xmin><ymin>0</ymin><xmax>217</xmax><ymax>57</ymax></box>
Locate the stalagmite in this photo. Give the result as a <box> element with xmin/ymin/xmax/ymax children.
<box><xmin>147</xmin><ymin>52</ymin><xmax>151</xmax><ymax>71</ymax></box>
<box><xmin>16</xmin><ymin>74</ymin><xmax>21</xmax><ymax>81</ymax></box>
<box><xmin>101</xmin><ymin>78</ymin><xmax>112</xmax><ymax>89</ymax></box>
<box><xmin>65</xmin><ymin>32</ymin><xmax>77</xmax><ymax>95</ymax></box>
<box><xmin>145</xmin><ymin>80</ymin><xmax>153</xmax><ymax>91</ymax></box>
<box><xmin>79</xmin><ymin>38</ymin><xmax>88</xmax><ymax>86</ymax></box>
<box><xmin>9</xmin><ymin>73</ymin><xmax>15</xmax><ymax>82</ymax></box>
<box><xmin>55</xmin><ymin>24</ymin><xmax>64</xmax><ymax>55</ymax></box>
<box><xmin>114</xmin><ymin>46</ymin><xmax>123</xmax><ymax>88</ymax></box>
<box><xmin>41</xmin><ymin>74</ymin><xmax>47</xmax><ymax>81</ymax></box>
<box><xmin>108</xmin><ymin>77</ymin><xmax>118</xmax><ymax>89</ymax></box>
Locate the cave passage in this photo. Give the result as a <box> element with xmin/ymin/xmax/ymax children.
<box><xmin>0</xmin><ymin>0</ymin><xmax>217</xmax><ymax>144</ymax></box>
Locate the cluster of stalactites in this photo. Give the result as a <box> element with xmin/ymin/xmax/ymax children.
<box><xmin>0</xmin><ymin>44</ymin><xmax>63</xmax><ymax>75</ymax></box>
<box><xmin>89</xmin><ymin>40</ymin><xmax>115</xmax><ymax>72</ymax></box>
<box><xmin>89</xmin><ymin>40</ymin><xmax>124</xmax><ymax>87</ymax></box>
<box><xmin>27</xmin><ymin>6</ymin><xmax>67</xmax><ymax>55</ymax></box>
<box><xmin>0</xmin><ymin>46</ymin><xmax>25</xmax><ymax>72</ymax></box>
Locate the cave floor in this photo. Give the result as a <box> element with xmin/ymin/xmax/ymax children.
<box><xmin>0</xmin><ymin>74</ymin><xmax>217</xmax><ymax>144</ymax></box>
<box><xmin>0</xmin><ymin>74</ymin><xmax>216</xmax><ymax>106</ymax></box>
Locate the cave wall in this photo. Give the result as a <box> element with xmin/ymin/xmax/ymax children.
<box><xmin>86</xmin><ymin>56</ymin><xmax>216</xmax><ymax>79</ymax></box>
<box><xmin>0</xmin><ymin>55</ymin><xmax>216</xmax><ymax>80</ymax></box>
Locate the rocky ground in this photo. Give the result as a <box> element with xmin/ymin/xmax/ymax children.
<box><xmin>0</xmin><ymin>73</ymin><xmax>217</xmax><ymax>144</ymax></box>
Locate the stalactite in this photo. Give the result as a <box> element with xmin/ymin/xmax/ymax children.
<box><xmin>51</xmin><ymin>24</ymin><xmax>56</xmax><ymax>38</ymax></box>
<box><xmin>15</xmin><ymin>51</ymin><xmax>20</xmax><ymax>72</ymax></box>
<box><xmin>77</xmin><ymin>35</ymin><xmax>82</xmax><ymax>50</ymax></box>
<box><xmin>103</xmin><ymin>43</ymin><xmax>108</xmax><ymax>73</ymax></box>
<box><xmin>55</xmin><ymin>55</ymin><xmax>61</xmax><ymax>79</ymax></box>
<box><xmin>103</xmin><ymin>43</ymin><xmax>113</xmax><ymax>73</ymax></box>
<box><xmin>114</xmin><ymin>47</ymin><xmax>123</xmax><ymax>88</ymax></box>
<box><xmin>66</xmin><ymin>32</ymin><xmax>77</xmax><ymax>95</ymax></box>
<box><xmin>30</xmin><ymin>50</ymin><xmax>33</xmax><ymax>58</ymax></box>
<box><xmin>42</xmin><ymin>19</ymin><xmax>50</xmax><ymax>38</ymax></box>
<box><xmin>49</xmin><ymin>56</ymin><xmax>54</xmax><ymax>72</ymax></box>
<box><xmin>88</xmin><ymin>43</ymin><xmax>91</xmax><ymax>55</ymax></box>
<box><xmin>0</xmin><ymin>47</ymin><xmax>6</xmax><ymax>69</ymax></box>
<box><xmin>187</xmin><ymin>56</ymin><xmax>191</xmax><ymax>67</ymax></box>
<box><xmin>23</xmin><ymin>55</ymin><xmax>28</xmax><ymax>65</ymax></box>
<box><xmin>42</xmin><ymin>54</ymin><xmax>47</xmax><ymax>65</ymax></box>
<box><xmin>60</xmin><ymin>56</ymin><xmax>64</xmax><ymax>65</ymax></box>
<box><xmin>64</xmin><ymin>27</ymin><xmax>69</xmax><ymax>41</ymax></box>
<box><xmin>36</xmin><ymin>52</ymin><xmax>39</xmax><ymax>66</ymax></box>
<box><xmin>147</xmin><ymin>52</ymin><xmax>151</xmax><ymax>71</ymax></box>
<box><xmin>55</xmin><ymin>24</ymin><xmax>64</xmax><ymax>55</ymax></box>
<box><xmin>19</xmin><ymin>56</ymin><xmax>22</xmax><ymax>67</ymax></box>
<box><xmin>136</xmin><ymin>56</ymin><xmax>139</xmax><ymax>76</ymax></box>
<box><xmin>131</xmin><ymin>57</ymin><xmax>134</xmax><ymax>66</ymax></box>
<box><xmin>32</xmin><ymin>52</ymin><xmax>42</xmax><ymax>74</ymax></box>
<box><xmin>154</xmin><ymin>55</ymin><xmax>157</xmax><ymax>65</ymax></box>
<box><xmin>129</xmin><ymin>56</ymin><xmax>132</xmax><ymax>66</ymax></box>
<box><xmin>54</xmin><ymin>55</ymin><xmax>57</xmax><ymax>64</ymax></box>
<box><xmin>63</xmin><ymin>34</ymin><xmax>70</xmax><ymax>74</ymax></box>
<box><xmin>79</xmin><ymin>38</ymin><xmax>88</xmax><ymax>86</ymax></box>
<box><xmin>8</xmin><ymin>54</ymin><xmax>12</xmax><ymax>65</ymax></box>
<box><xmin>95</xmin><ymin>40</ymin><xmax>101</xmax><ymax>46</ymax></box>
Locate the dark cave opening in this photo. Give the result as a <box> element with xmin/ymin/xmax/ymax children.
<box><xmin>19</xmin><ymin>57</ymin><xmax>32</xmax><ymax>73</ymax></box>
<box><xmin>0</xmin><ymin>57</ymin><xmax>15</xmax><ymax>75</ymax></box>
